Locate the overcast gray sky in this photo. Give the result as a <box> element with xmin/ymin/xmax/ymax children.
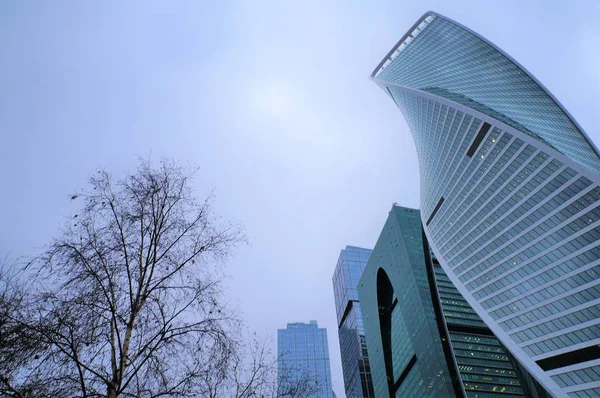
<box><xmin>1</xmin><ymin>1</ymin><xmax>599</xmax><ymax>396</ymax></box>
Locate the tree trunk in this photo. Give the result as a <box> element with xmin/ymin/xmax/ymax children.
<box><xmin>108</xmin><ymin>379</ymin><xmax>119</xmax><ymax>398</ymax></box>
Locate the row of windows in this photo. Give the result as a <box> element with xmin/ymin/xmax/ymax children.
<box><xmin>439</xmin><ymin>292</ymin><xmax>468</xmax><ymax>303</ymax></box>
<box><xmin>523</xmin><ymin>323</ymin><xmax>600</xmax><ymax>357</ymax></box>
<box><xmin>497</xmin><ymin>281</ymin><xmax>600</xmax><ymax>333</ymax></box>
<box><xmin>511</xmin><ymin>303</ymin><xmax>600</xmax><ymax>343</ymax></box>
<box><xmin>442</xmin><ymin>301</ymin><xmax>478</xmax><ymax>314</ymax></box>
<box><xmin>444</xmin><ymin>311</ymin><xmax>485</xmax><ymax>321</ymax></box>
<box><xmin>441</xmin><ymin>299</ymin><xmax>477</xmax><ymax>310</ymax></box>
<box><xmin>483</xmin><ymin>246</ymin><xmax>600</xmax><ymax>311</ymax></box>
<box><xmin>490</xmin><ymin>258</ymin><xmax>600</xmax><ymax>323</ymax></box>
<box><xmin>452</xmin><ymin>341</ymin><xmax>507</xmax><ymax>354</ymax></box>
<box><xmin>472</xmin><ymin>218</ymin><xmax>600</xmax><ymax>307</ymax></box>
<box><xmin>450</xmin><ymin>333</ymin><xmax>503</xmax><ymax>347</ymax></box>
<box><xmin>481</xmin><ymin>241</ymin><xmax>600</xmax><ymax>310</ymax></box>
<box><xmin>446</xmin><ymin>316</ymin><xmax>488</xmax><ymax>328</ymax></box>
<box><xmin>569</xmin><ymin>388</ymin><xmax>600</xmax><ymax>398</ymax></box>
<box><xmin>462</xmin><ymin>382</ymin><xmax>524</xmax><ymax>395</ymax></box>
<box><xmin>460</xmin><ymin>372</ymin><xmax>521</xmax><ymax>386</ymax></box>
<box><xmin>438</xmin><ymin>283</ymin><xmax>465</xmax><ymax>295</ymax></box>
<box><xmin>439</xmin><ymin>291</ymin><xmax>474</xmax><ymax>304</ymax></box>
<box><xmin>437</xmin><ymin>280</ymin><xmax>462</xmax><ymax>290</ymax></box>
<box><xmin>499</xmin><ymin>272</ymin><xmax>600</xmax><ymax>330</ymax></box>
<box><xmin>438</xmin><ymin>289</ymin><xmax>470</xmax><ymax>301</ymax></box>
<box><xmin>552</xmin><ymin>364</ymin><xmax>600</xmax><ymax>387</ymax></box>
<box><xmin>571</xmin><ymin>387</ymin><xmax>600</xmax><ymax>397</ymax></box>
<box><xmin>454</xmin><ymin>349</ymin><xmax>509</xmax><ymax>362</ymax></box>
<box><xmin>455</xmin><ymin>355</ymin><xmax>518</xmax><ymax>371</ymax></box>
<box><xmin>457</xmin><ymin>364</ymin><xmax>517</xmax><ymax>378</ymax></box>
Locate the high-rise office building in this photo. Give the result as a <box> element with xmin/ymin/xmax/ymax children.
<box><xmin>358</xmin><ymin>205</ymin><xmax>537</xmax><ymax>397</ymax></box>
<box><xmin>277</xmin><ymin>321</ymin><xmax>333</xmax><ymax>397</ymax></box>
<box><xmin>333</xmin><ymin>246</ymin><xmax>375</xmax><ymax>397</ymax></box>
<box><xmin>371</xmin><ymin>11</ymin><xmax>600</xmax><ymax>397</ymax></box>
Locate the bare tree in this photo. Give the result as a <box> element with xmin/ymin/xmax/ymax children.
<box><xmin>19</xmin><ymin>159</ymin><xmax>245</xmax><ymax>397</ymax></box>
<box><xmin>0</xmin><ymin>263</ymin><xmax>35</xmax><ymax>397</ymax></box>
<box><xmin>2</xmin><ymin>158</ymin><xmax>320</xmax><ymax>397</ymax></box>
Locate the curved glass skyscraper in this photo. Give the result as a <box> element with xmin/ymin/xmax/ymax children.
<box><xmin>372</xmin><ymin>11</ymin><xmax>600</xmax><ymax>398</ymax></box>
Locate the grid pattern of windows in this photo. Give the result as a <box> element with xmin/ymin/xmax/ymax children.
<box><xmin>332</xmin><ymin>246</ymin><xmax>375</xmax><ymax>397</ymax></box>
<box><xmin>372</xmin><ymin>11</ymin><xmax>600</xmax><ymax>397</ymax></box>
<box><xmin>277</xmin><ymin>322</ymin><xmax>333</xmax><ymax>397</ymax></box>
<box><xmin>550</xmin><ymin>360</ymin><xmax>600</xmax><ymax>390</ymax></box>
<box><xmin>570</xmin><ymin>388</ymin><xmax>600</xmax><ymax>398</ymax></box>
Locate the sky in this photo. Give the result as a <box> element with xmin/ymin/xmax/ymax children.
<box><xmin>1</xmin><ymin>1</ymin><xmax>599</xmax><ymax>396</ymax></box>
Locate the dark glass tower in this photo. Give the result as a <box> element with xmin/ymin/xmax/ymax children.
<box><xmin>371</xmin><ymin>11</ymin><xmax>600</xmax><ymax>397</ymax></box>
<box><xmin>332</xmin><ymin>246</ymin><xmax>375</xmax><ymax>397</ymax></box>
<box><xmin>358</xmin><ymin>205</ymin><xmax>536</xmax><ymax>397</ymax></box>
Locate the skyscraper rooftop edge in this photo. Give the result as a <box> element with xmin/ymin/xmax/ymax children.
<box><xmin>371</xmin><ymin>10</ymin><xmax>600</xmax><ymax>175</ymax></box>
<box><xmin>370</xmin><ymin>11</ymin><xmax>437</xmax><ymax>80</ymax></box>
<box><xmin>279</xmin><ymin>320</ymin><xmax>320</xmax><ymax>329</ymax></box>
<box><xmin>343</xmin><ymin>245</ymin><xmax>372</xmax><ymax>251</ymax></box>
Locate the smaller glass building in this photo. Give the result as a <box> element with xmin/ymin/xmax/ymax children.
<box><xmin>277</xmin><ymin>321</ymin><xmax>333</xmax><ymax>397</ymax></box>
<box><xmin>358</xmin><ymin>205</ymin><xmax>543</xmax><ymax>397</ymax></box>
<box><xmin>333</xmin><ymin>246</ymin><xmax>375</xmax><ymax>397</ymax></box>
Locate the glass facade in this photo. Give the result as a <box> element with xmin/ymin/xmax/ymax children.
<box><xmin>357</xmin><ymin>205</ymin><xmax>531</xmax><ymax>397</ymax></box>
<box><xmin>277</xmin><ymin>321</ymin><xmax>333</xmax><ymax>397</ymax></box>
<box><xmin>332</xmin><ymin>246</ymin><xmax>375</xmax><ymax>397</ymax></box>
<box><xmin>371</xmin><ymin>11</ymin><xmax>600</xmax><ymax>398</ymax></box>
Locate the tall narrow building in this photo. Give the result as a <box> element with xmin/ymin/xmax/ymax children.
<box><xmin>277</xmin><ymin>321</ymin><xmax>333</xmax><ymax>397</ymax></box>
<box><xmin>371</xmin><ymin>11</ymin><xmax>600</xmax><ymax>397</ymax></box>
<box><xmin>358</xmin><ymin>205</ymin><xmax>538</xmax><ymax>397</ymax></box>
<box><xmin>333</xmin><ymin>246</ymin><xmax>375</xmax><ymax>397</ymax></box>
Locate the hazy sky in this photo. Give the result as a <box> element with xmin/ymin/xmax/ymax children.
<box><xmin>1</xmin><ymin>1</ymin><xmax>599</xmax><ymax>396</ymax></box>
